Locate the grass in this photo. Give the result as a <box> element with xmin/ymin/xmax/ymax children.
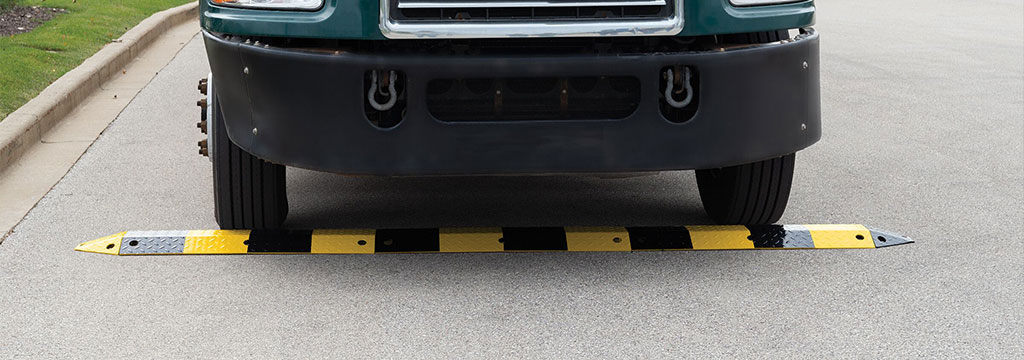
<box><xmin>0</xmin><ymin>0</ymin><xmax>192</xmax><ymax>120</ymax></box>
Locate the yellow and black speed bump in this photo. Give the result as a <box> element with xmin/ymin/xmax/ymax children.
<box><xmin>75</xmin><ymin>225</ymin><xmax>912</xmax><ymax>255</ymax></box>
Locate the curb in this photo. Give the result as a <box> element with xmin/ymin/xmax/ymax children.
<box><xmin>0</xmin><ymin>2</ymin><xmax>199</xmax><ymax>173</ymax></box>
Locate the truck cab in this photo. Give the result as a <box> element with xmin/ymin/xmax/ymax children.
<box><xmin>196</xmin><ymin>0</ymin><xmax>820</xmax><ymax>229</ymax></box>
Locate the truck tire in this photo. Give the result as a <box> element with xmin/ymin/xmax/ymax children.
<box><xmin>695</xmin><ymin>154</ymin><xmax>795</xmax><ymax>225</ymax></box>
<box><xmin>693</xmin><ymin>30</ymin><xmax>800</xmax><ymax>225</ymax></box>
<box><xmin>210</xmin><ymin>91</ymin><xmax>288</xmax><ymax>229</ymax></box>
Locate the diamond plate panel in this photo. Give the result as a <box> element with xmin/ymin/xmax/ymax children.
<box><xmin>120</xmin><ymin>231</ymin><xmax>188</xmax><ymax>254</ymax></box>
<box><xmin>780</xmin><ymin>225</ymin><xmax>815</xmax><ymax>248</ymax></box>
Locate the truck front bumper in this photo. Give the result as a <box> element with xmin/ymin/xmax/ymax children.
<box><xmin>203</xmin><ymin>29</ymin><xmax>820</xmax><ymax>175</ymax></box>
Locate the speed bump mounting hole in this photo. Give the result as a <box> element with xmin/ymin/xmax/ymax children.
<box><xmin>357</xmin><ymin>240</ymin><xmax>367</xmax><ymax>246</ymax></box>
<box><xmin>855</xmin><ymin>234</ymin><xmax>865</xmax><ymax>240</ymax></box>
<box><xmin>106</xmin><ymin>243</ymin><xmax>114</xmax><ymax>249</ymax></box>
<box><xmin>613</xmin><ymin>237</ymin><xmax>622</xmax><ymax>243</ymax></box>
<box><xmin>878</xmin><ymin>236</ymin><xmax>887</xmax><ymax>242</ymax></box>
<box><xmin>128</xmin><ymin>240</ymin><xmax>139</xmax><ymax>246</ymax></box>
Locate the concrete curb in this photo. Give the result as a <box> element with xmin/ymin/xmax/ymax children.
<box><xmin>0</xmin><ymin>2</ymin><xmax>199</xmax><ymax>173</ymax></box>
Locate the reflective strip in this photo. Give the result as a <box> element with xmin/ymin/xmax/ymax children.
<box><xmin>564</xmin><ymin>227</ymin><xmax>631</xmax><ymax>252</ymax></box>
<box><xmin>805</xmin><ymin>224</ymin><xmax>874</xmax><ymax>249</ymax></box>
<box><xmin>687</xmin><ymin>225</ymin><xmax>754</xmax><ymax>250</ymax></box>
<box><xmin>439</xmin><ymin>228</ymin><xmax>503</xmax><ymax>252</ymax></box>
<box><xmin>184</xmin><ymin>230</ymin><xmax>250</xmax><ymax>254</ymax></box>
<box><xmin>311</xmin><ymin>229</ymin><xmax>375</xmax><ymax>254</ymax></box>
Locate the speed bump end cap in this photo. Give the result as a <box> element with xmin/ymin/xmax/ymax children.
<box><xmin>868</xmin><ymin>228</ymin><xmax>913</xmax><ymax>248</ymax></box>
<box><xmin>75</xmin><ymin>232</ymin><xmax>126</xmax><ymax>255</ymax></box>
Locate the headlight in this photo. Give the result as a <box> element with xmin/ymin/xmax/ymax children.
<box><xmin>730</xmin><ymin>0</ymin><xmax>803</xmax><ymax>6</ymax></box>
<box><xmin>210</xmin><ymin>0</ymin><xmax>323</xmax><ymax>10</ymax></box>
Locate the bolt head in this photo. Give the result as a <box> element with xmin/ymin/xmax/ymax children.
<box><xmin>802</xmin><ymin>61</ymin><xmax>809</xmax><ymax>69</ymax></box>
<box><xmin>252</xmin><ymin>127</ymin><xmax>258</xmax><ymax>136</ymax></box>
<box><xmin>243</xmin><ymin>67</ymin><xmax>249</xmax><ymax>75</ymax></box>
<box><xmin>801</xmin><ymin>123</ymin><xmax>807</xmax><ymax>131</ymax></box>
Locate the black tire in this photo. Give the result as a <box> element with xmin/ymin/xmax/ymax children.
<box><xmin>695</xmin><ymin>154</ymin><xmax>795</xmax><ymax>225</ymax></box>
<box><xmin>694</xmin><ymin>30</ymin><xmax>800</xmax><ymax>225</ymax></box>
<box><xmin>210</xmin><ymin>91</ymin><xmax>288</xmax><ymax>229</ymax></box>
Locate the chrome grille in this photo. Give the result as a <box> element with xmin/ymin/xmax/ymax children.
<box><xmin>380</xmin><ymin>0</ymin><xmax>683</xmax><ymax>39</ymax></box>
<box><xmin>397</xmin><ymin>0</ymin><xmax>667</xmax><ymax>8</ymax></box>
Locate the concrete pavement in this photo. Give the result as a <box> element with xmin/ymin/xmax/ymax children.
<box><xmin>1</xmin><ymin>0</ymin><xmax>1021</xmax><ymax>357</ymax></box>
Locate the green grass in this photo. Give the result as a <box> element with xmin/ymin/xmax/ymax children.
<box><xmin>0</xmin><ymin>0</ymin><xmax>192</xmax><ymax>119</ymax></box>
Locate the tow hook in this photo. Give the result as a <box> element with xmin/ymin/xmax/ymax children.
<box><xmin>663</xmin><ymin>66</ymin><xmax>694</xmax><ymax>108</ymax></box>
<box><xmin>368</xmin><ymin>70</ymin><xmax>398</xmax><ymax>112</ymax></box>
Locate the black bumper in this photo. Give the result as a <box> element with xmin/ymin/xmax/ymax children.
<box><xmin>203</xmin><ymin>30</ymin><xmax>820</xmax><ymax>175</ymax></box>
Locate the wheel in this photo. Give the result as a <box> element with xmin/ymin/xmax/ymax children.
<box><xmin>693</xmin><ymin>29</ymin><xmax>801</xmax><ymax>225</ymax></box>
<box><xmin>207</xmin><ymin>81</ymin><xmax>288</xmax><ymax>229</ymax></box>
<box><xmin>695</xmin><ymin>154</ymin><xmax>795</xmax><ymax>225</ymax></box>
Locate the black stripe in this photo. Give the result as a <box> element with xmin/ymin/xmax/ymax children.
<box><xmin>746</xmin><ymin>225</ymin><xmax>813</xmax><ymax>248</ymax></box>
<box><xmin>245</xmin><ymin>229</ymin><xmax>313</xmax><ymax>253</ymax></box>
<box><xmin>375</xmin><ymin>229</ymin><xmax>440</xmax><ymax>252</ymax></box>
<box><xmin>746</xmin><ymin>225</ymin><xmax>787</xmax><ymax>248</ymax></box>
<box><xmin>625</xmin><ymin>227</ymin><xmax>693</xmax><ymax>250</ymax></box>
<box><xmin>500</xmin><ymin>227</ymin><xmax>567</xmax><ymax>251</ymax></box>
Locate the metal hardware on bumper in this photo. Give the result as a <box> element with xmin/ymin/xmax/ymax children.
<box><xmin>663</xmin><ymin>66</ymin><xmax>693</xmax><ymax>108</ymax></box>
<box><xmin>368</xmin><ymin>70</ymin><xmax>398</xmax><ymax>111</ymax></box>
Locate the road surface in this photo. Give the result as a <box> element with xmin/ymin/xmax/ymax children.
<box><xmin>1</xmin><ymin>0</ymin><xmax>1021</xmax><ymax>357</ymax></box>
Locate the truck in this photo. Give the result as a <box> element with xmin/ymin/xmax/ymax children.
<box><xmin>195</xmin><ymin>0</ymin><xmax>820</xmax><ymax>229</ymax></box>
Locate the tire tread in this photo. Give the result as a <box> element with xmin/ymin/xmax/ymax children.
<box><xmin>211</xmin><ymin>93</ymin><xmax>287</xmax><ymax>230</ymax></box>
<box><xmin>696</xmin><ymin>154</ymin><xmax>796</xmax><ymax>225</ymax></box>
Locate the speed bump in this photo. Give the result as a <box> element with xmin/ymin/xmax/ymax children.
<box><xmin>75</xmin><ymin>225</ymin><xmax>912</xmax><ymax>255</ymax></box>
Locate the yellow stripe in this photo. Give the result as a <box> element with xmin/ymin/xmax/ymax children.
<box><xmin>311</xmin><ymin>229</ymin><xmax>375</xmax><ymax>254</ymax></box>
<box><xmin>74</xmin><ymin>231</ymin><xmax>126</xmax><ymax>255</ymax></box>
<box><xmin>564</xmin><ymin>227</ymin><xmax>631</xmax><ymax>252</ymax></box>
<box><xmin>439</xmin><ymin>228</ymin><xmax>503</xmax><ymax>252</ymax></box>
<box><xmin>806</xmin><ymin>224</ymin><xmax>874</xmax><ymax>249</ymax></box>
<box><xmin>184</xmin><ymin>230</ymin><xmax>250</xmax><ymax>254</ymax></box>
<box><xmin>687</xmin><ymin>225</ymin><xmax>754</xmax><ymax>250</ymax></box>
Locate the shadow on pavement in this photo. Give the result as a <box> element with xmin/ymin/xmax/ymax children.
<box><xmin>284</xmin><ymin>169</ymin><xmax>710</xmax><ymax>229</ymax></box>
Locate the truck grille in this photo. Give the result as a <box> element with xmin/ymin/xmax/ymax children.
<box><xmin>381</xmin><ymin>0</ymin><xmax>683</xmax><ymax>39</ymax></box>
<box><xmin>392</xmin><ymin>0</ymin><xmax>672</xmax><ymax>22</ymax></box>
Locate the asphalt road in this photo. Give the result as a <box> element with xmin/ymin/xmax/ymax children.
<box><xmin>2</xmin><ymin>0</ymin><xmax>1021</xmax><ymax>358</ymax></box>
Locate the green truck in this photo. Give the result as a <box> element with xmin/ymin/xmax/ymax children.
<box><xmin>196</xmin><ymin>0</ymin><xmax>820</xmax><ymax>229</ymax></box>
